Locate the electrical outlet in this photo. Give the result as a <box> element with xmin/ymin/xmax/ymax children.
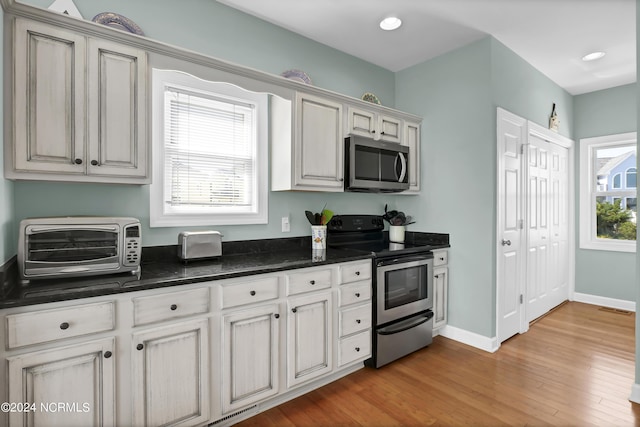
<box><xmin>281</xmin><ymin>216</ymin><xmax>290</xmax><ymax>233</ymax></box>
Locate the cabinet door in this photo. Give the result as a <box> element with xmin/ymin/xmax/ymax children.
<box><xmin>7</xmin><ymin>338</ymin><xmax>115</xmax><ymax>427</ymax></box>
<box><xmin>378</xmin><ymin>115</ymin><xmax>402</xmax><ymax>143</ymax></box>
<box><xmin>433</xmin><ymin>267</ymin><xmax>448</xmax><ymax>329</ymax></box>
<box><xmin>294</xmin><ymin>93</ymin><xmax>344</xmax><ymax>190</ymax></box>
<box><xmin>132</xmin><ymin>318</ymin><xmax>210</xmax><ymax>427</ymax></box>
<box><xmin>87</xmin><ymin>39</ymin><xmax>148</xmax><ymax>179</ymax></box>
<box><xmin>13</xmin><ymin>18</ymin><xmax>86</xmax><ymax>174</ymax></box>
<box><xmin>221</xmin><ymin>304</ymin><xmax>280</xmax><ymax>413</ymax></box>
<box><xmin>403</xmin><ymin>121</ymin><xmax>421</xmax><ymax>192</ymax></box>
<box><xmin>287</xmin><ymin>291</ymin><xmax>333</xmax><ymax>388</ymax></box>
<box><xmin>347</xmin><ymin>107</ymin><xmax>376</xmax><ymax>138</ymax></box>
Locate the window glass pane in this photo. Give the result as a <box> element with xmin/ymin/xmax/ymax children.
<box><xmin>164</xmin><ymin>88</ymin><xmax>256</xmax><ymax>210</ymax></box>
<box><xmin>613</xmin><ymin>174</ymin><xmax>621</xmax><ymax>188</ymax></box>
<box><xmin>592</xmin><ymin>142</ymin><xmax>637</xmax><ymax>243</ymax></box>
<box><xmin>627</xmin><ymin>168</ymin><xmax>637</xmax><ymax>188</ymax></box>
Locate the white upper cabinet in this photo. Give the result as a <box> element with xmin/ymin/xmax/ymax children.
<box><xmin>87</xmin><ymin>39</ymin><xmax>148</xmax><ymax>179</ymax></box>
<box><xmin>403</xmin><ymin>120</ymin><xmax>421</xmax><ymax>193</ymax></box>
<box><xmin>346</xmin><ymin>106</ymin><xmax>402</xmax><ymax>143</ymax></box>
<box><xmin>7</xmin><ymin>18</ymin><xmax>149</xmax><ymax>184</ymax></box>
<box><xmin>271</xmin><ymin>92</ymin><xmax>344</xmax><ymax>192</ymax></box>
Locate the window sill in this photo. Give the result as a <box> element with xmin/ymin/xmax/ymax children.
<box><xmin>579</xmin><ymin>240</ymin><xmax>636</xmax><ymax>253</ymax></box>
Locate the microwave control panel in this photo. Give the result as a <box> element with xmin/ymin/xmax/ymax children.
<box><xmin>124</xmin><ymin>224</ymin><xmax>141</xmax><ymax>266</ymax></box>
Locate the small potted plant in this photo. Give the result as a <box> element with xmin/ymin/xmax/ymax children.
<box><xmin>382</xmin><ymin>204</ymin><xmax>414</xmax><ymax>243</ymax></box>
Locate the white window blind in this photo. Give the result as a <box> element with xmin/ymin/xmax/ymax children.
<box><xmin>163</xmin><ymin>88</ymin><xmax>256</xmax><ymax>212</ymax></box>
<box><xmin>150</xmin><ymin>68</ymin><xmax>268</xmax><ymax>227</ymax></box>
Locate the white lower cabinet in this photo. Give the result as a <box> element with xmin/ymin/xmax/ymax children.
<box><xmin>433</xmin><ymin>249</ymin><xmax>449</xmax><ymax>331</ymax></box>
<box><xmin>0</xmin><ymin>260</ymin><xmax>373</xmax><ymax>426</ymax></box>
<box><xmin>6</xmin><ymin>338</ymin><xmax>115</xmax><ymax>427</ymax></box>
<box><xmin>286</xmin><ymin>291</ymin><xmax>333</xmax><ymax>388</ymax></box>
<box><xmin>221</xmin><ymin>304</ymin><xmax>280</xmax><ymax>413</ymax></box>
<box><xmin>131</xmin><ymin>318</ymin><xmax>210</xmax><ymax>427</ymax></box>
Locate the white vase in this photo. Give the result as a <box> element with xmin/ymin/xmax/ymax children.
<box><xmin>389</xmin><ymin>225</ymin><xmax>406</xmax><ymax>243</ymax></box>
<box><xmin>311</xmin><ymin>225</ymin><xmax>327</xmax><ymax>249</ymax></box>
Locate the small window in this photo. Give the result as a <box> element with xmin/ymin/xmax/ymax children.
<box><xmin>579</xmin><ymin>132</ymin><xmax>637</xmax><ymax>252</ymax></box>
<box><xmin>150</xmin><ymin>69</ymin><xmax>268</xmax><ymax>227</ymax></box>
<box><xmin>612</xmin><ymin>173</ymin><xmax>622</xmax><ymax>189</ymax></box>
<box><xmin>627</xmin><ymin>167</ymin><xmax>637</xmax><ymax>188</ymax></box>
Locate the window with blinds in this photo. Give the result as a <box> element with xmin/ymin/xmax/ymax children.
<box><xmin>150</xmin><ymin>69</ymin><xmax>268</xmax><ymax>227</ymax></box>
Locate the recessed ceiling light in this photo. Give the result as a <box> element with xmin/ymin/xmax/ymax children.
<box><xmin>582</xmin><ymin>51</ymin><xmax>606</xmax><ymax>62</ymax></box>
<box><xmin>380</xmin><ymin>16</ymin><xmax>402</xmax><ymax>31</ymax></box>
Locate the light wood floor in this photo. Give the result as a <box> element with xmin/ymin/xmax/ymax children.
<box><xmin>236</xmin><ymin>302</ymin><xmax>639</xmax><ymax>426</ymax></box>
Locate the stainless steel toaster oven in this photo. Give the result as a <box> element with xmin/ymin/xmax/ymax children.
<box><xmin>17</xmin><ymin>216</ymin><xmax>142</xmax><ymax>281</ymax></box>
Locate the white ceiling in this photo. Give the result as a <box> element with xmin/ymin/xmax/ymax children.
<box><xmin>217</xmin><ymin>0</ymin><xmax>636</xmax><ymax>95</ymax></box>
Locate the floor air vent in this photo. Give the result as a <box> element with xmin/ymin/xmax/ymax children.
<box><xmin>598</xmin><ymin>306</ymin><xmax>632</xmax><ymax>315</ymax></box>
<box><xmin>210</xmin><ymin>405</ymin><xmax>258</xmax><ymax>425</ymax></box>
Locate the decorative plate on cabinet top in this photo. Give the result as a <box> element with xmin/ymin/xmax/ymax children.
<box><xmin>361</xmin><ymin>92</ymin><xmax>381</xmax><ymax>105</ymax></box>
<box><xmin>92</xmin><ymin>12</ymin><xmax>145</xmax><ymax>36</ymax></box>
<box><xmin>281</xmin><ymin>69</ymin><xmax>312</xmax><ymax>85</ymax></box>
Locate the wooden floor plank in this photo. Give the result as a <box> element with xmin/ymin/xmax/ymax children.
<box><xmin>235</xmin><ymin>302</ymin><xmax>639</xmax><ymax>426</ymax></box>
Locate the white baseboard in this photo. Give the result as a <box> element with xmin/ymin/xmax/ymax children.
<box><xmin>572</xmin><ymin>293</ymin><xmax>636</xmax><ymax>312</ymax></box>
<box><xmin>437</xmin><ymin>324</ymin><xmax>499</xmax><ymax>353</ymax></box>
<box><xmin>629</xmin><ymin>383</ymin><xmax>640</xmax><ymax>404</ymax></box>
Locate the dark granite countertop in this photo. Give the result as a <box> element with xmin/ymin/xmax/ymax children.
<box><xmin>0</xmin><ymin>232</ymin><xmax>449</xmax><ymax>310</ymax></box>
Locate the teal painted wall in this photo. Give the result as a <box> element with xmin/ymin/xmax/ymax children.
<box><xmin>20</xmin><ymin>0</ymin><xmax>395</xmax><ymax>105</ymax></box>
<box><xmin>490</xmin><ymin>39</ymin><xmax>573</xmax><ymax>140</ymax></box>
<box><xmin>12</xmin><ymin>0</ymin><xmax>397</xmax><ymax>248</ymax></box>
<box><xmin>574</xmin><ymin>84</ymin><xmax>637</xmax><ymax>302</ymax></box>
<box><xmin>395</xmin><ymin>37</ymin><xmax>575</xmax><ymax>338</ymax></box>
<box><xmin>395</xmin><ymin>38</ymin><xmax>494</xmax><ymax>337</ymax></box>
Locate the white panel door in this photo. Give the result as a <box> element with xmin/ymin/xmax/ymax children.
<box><xmin>526</xmin><ymin>135</ymin><xmax>551</xmax><ymax>322</ymax></box>
<box><xmin>548</xmin><ymin>143</ymin><xmax>570</xmax><ymax>308</ymax></box>
<box><xmin>496</xmin><ymin>108</ymin><xmax>526</xmax><ymax>343</ymax></box>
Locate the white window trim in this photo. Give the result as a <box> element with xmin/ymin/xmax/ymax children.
<box><xmin>150</xmin><ymin>69</ymin><xmax>269</xmax><ymax>227</ymax></box>
<box><xmin>579</xmin><ymin>132</ymin><xmax>637</xmax><ymax>252</ymax></box>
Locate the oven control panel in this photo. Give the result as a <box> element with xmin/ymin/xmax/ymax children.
<box><xmin>328</xmin><ymin>215</ymin><xmax>384</xmax><ymax>232</ymax></box>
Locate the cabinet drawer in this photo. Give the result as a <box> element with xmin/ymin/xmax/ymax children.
<box><xmin>338</xmin><ymin>330</ymin><xmax>371</xmax><ymax>367</ymax></box>
<box><xmin>338</xmin><ymin>281</ymin><xmax>372</xmax><ymax>307</ymax></box>
<box><xmin>339</xmin><ymin>303</ymin><xmax>372</xmax><ymax>337</ymax></box>
<box><xmin>286</xmin><ymin>268</ymin><xmax>332</xmax><ymax>295</ymax></box>
<box><xmin>340</xmin><ymin>261</ymin><xmax>371</xmax><ymax>284</ymax></box>
<box><xmin>133</xmin><ymin>287</ymin><xmax>209</xmax><ymax>326</ymax></box>
<box><xmin>433</xmin><ymin>250</ymin><xmax>448</xmax><ymax>267</ymax></box>
<box><xmin>220</xmin><ymin>276</ymin><xmax>279</xmax><ymax>309</ymax></box>
<box><xmin>6</xmin><ymin>301</ymin><xmax>115</xmax><ymax>349</ymax></box>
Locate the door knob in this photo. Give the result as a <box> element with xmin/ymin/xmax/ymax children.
<box><xmin>501</xmin><ymin>239</ymin><xmax>512</xmax><ymax>246</ymax></box>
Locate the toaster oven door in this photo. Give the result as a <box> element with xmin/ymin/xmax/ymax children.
<box><xmin>23</xmin><ymin>225</ymin><xmax>121</xmax><ymax>276</ymax></box>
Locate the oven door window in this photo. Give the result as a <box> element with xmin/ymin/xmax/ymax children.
<box><xmin>384</xmin><ymin>263</ymin><xmax>428</xmax><ymax>309</ymax></box>
<box><xmin>27</xmin><ymin>229</ymin><xmax>119</xmax><ymax>262</ymax></box>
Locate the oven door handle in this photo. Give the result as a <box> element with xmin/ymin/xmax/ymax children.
<box><xmin>377</xmin><ymin>254</ymin><xmax>432</xmax><ymax>267</ymax></box>
<box><xmin>378</xmin><ymin>311</ymin><xmax>434</xmax><ymax>335</ymax></box>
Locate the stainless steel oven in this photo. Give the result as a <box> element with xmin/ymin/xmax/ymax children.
<box><xmin>327</xmin><ymin>214</ymin><xmax>436</xmax><ymax>368</ymax></box>
<box><xmin>373</xmin><ymin>253</ymin><xmax>434</xmax><ymax>368</ymax></box>
<box><xmin>376</xmin><ymin>254</ymin><xmax>433</xmax><ymax>325</ymax></box>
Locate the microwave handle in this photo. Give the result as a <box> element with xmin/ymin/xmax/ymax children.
<box><xmin>394</xmin><ymin>152</ymin><xmax>407</xmax><ymax>183</ymax></box>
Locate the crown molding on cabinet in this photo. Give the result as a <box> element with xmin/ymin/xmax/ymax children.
<box><xmin>1</xmin><ymin>0</ymin><xmax>420</xmax><ymax>123</ymax></box>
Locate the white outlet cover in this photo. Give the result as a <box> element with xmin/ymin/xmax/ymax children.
<box><xmin>48</xmin><ymin>0</ymin><xmax>83</xmax><ymax>19</ymax></box>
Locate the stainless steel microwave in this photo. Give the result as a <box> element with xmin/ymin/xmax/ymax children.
<box><xmin>344</xmin><ymin>135</ymin><xmax>410</xmax><ymax>192</ymax></box>
<box><xmin>18</xmin><ymin>217</ymin><xmax>142</xmax><ymax>282</ymax></box>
